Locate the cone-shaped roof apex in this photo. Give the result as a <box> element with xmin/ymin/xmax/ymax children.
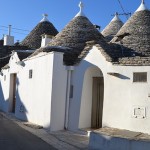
<box><xmin>102</xmin><ymin>12</ymin><xmax>123</xmax><ymax>42</ymax></box>
<box><xmin>40</xmin><ymin>14</ymin><xmax>49</xmax><ymax>22</ymax></box>
<box><xmin>20</xmin><ymin>14</ymin><xmax>58</xmax><ymax>49</ymax></box>
<box><xmin>75</xmin><ymin>1</ymin><xmax>85</xmax><ymax>17</ymax></box>
<box><xmin>136</xmin><ymin>0</ymin><xmax>148</xmax><ymax>12</ymax></box>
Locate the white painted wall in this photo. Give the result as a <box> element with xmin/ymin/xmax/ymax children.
<box><xmin>1</xmin><ymin>45</ymin><xmax>150</xmax><ymax>134</ymax></box>
<box><xmin>0</xmin><ymin>51</ymin><xmax>67</xmax><ymax>131</ymax></box>
<box><xmin>103</xmin><ymin>65</ymin><xmax>150</xmax><ymax>134</ymax></box>
<box><xmin>14</xmin><ymin>52</ymin><xmax>67</xmax><ymax>131</ymax></box>
<box><xmin>50</xmin><ymin>52</ymin><xmax>67</xmax><ymax>131</ymax></box>
<box><xmin>79</xmin><ymin>67</ymin><xmax>102</xmax><ymax>129</ymax></box>
<box><xmin>68</xmin><ymin>47</ymin><xmax>109</xmax><ymax>131</ymax></box>
<box><xmin>0</xmin><ymin>53</ymin><xmax>20</xmax><ymax>112</ymax></box>
<box><xmin>0</xmin><ymin>69</ymin><xmax>10</xmax><ymax>112</ymax></box>
<box><xmin>69</xmin><ymin>46</ymin><xmax>150</xmax><ymax>134</ymax></box>
<box><xmin>15</xmin><ymin>52</ymin><xmax>54</xmax><ymax>128</ymax></box>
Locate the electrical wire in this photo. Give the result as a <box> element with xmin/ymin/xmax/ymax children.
<box><xmin>0</xmin><ymin>29</ymin><xmax>7</xmax><ymax>32</ymax></box>
<box><xmin>117</xmin><ymin>0</ymin><xmax>128</xmax><ymax>19</ymax></box>
<box><xmin>0</xmin><ymin>28</ymin><xmax>28</xmax><ymax>35</ymax></box>
<box><xmin>12</xmin><ymin>27</ymin><xmax>29</xmax><ymax>32</ymax></box>
<box><xmin>0</xmin><ymin>25</ymin><xmax>29</xmax><ymax>32</ymax></box>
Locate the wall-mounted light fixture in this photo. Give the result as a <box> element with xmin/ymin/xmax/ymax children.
<box><xmin>16</xmin><ymin>61</ymin><xmax>25</xmax><ymax>67</ymax></box>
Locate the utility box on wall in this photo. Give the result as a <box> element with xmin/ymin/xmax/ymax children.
<box><xmin>132</xmin><ymin>106</ymin><xmax>146</xmax><ymax>119</ymax></box>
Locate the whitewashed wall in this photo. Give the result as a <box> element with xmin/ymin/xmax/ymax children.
<box><xmin>0</xmin><ymin>69</ymin><xmax>10</xmax><ymax>112</ymax></box>
<box><xmin>69</xmin><ymin>46</ymin><xmax>150</xmax><ymax>134</ymax></box>
<box><xmin>1</xmin><ymin>46</ymin><xmax>150</xmax><ymax>134</ymax></box>
<box><xmin>15</xmin><ymin>52</ymin><xmax>54</xmax><ymax>128</ymax></box>
<box><xmin>0</xmin><ymin>52</ymin><xmax>20</xmax><ymax>112</ymax></box>
<box><xmin>0</xmin><ymin>51</ymin><xmax>67</xmax><ymax>131</ymax></box>
<box><xmin>103</xmin><ymin>65</ymin><xmax>150</xmax><ymax>134</ymax></box>
<box><xmin>15</xmin><ymin>52</ymin><xmax>67</xmax><ymax>130</ymax></box>
<box><xmin>50</xmin><ymin>52</ymin><xmax>67</xmax><ymax>131</ymax></box>
<box><xmin>68</xmin><ymin>47</ymin><xmax>109</xmax><ymax>131</ymax></box>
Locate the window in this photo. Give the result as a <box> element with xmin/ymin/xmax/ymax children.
<box><xmin>70</xmin><ymin>85</ymin><xmax>73</xmax><ymax>98</ymax></box>
<box><xmin>29</xmin><ymin>70</ymin><xmax>33</xmax><ymax>79</ymax></box>
<box><xmin>4</xmin><ymin>75</ymin><xmax>6</xmax><ymax>81</ymax></box>
<box><xmin>133</xmin><ymin>72</ymin><xmax>147</xmax><ymax>82</ymax></box>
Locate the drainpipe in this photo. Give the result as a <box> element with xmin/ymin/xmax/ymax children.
<box><xmin>65</xmin><ymin>66</ymin><xmax>74</xmax><ymax>129</ymax></box>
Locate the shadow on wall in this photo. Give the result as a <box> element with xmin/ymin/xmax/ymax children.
<box><xmin>68</xmin><ymin>59</ymin><xmax>105</xmax><ymax>131</ymax></box>
<box><xmin>15</xmin><ymin>75</ymin><xmax>50</xmax><ymax>129</ymax></box>
<box><xmin>0</xmin><ymin>74</ymin><xmax>28</xmax><ymax>122</ymax></box>
<box><xmin>108</xmin><ymin>73</ymin><xmax>130</xmax><ymax>80</ymax></box>
<box><xmin>15</xmin><ymin>77</ymin><xmax>28</xmax><ymax>121</ymax></box>
<box><xmin>0</xmin><ymin>81</ymin><xmax>8</xmax><ymax>112</ymax></box>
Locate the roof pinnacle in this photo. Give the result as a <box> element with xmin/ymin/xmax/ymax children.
<box><xmin>111</xmin><ymin>12</ymin><xmax>121</xmax><ymax>22</ymax></box>
<box><xmin>142</xmin><ymin>0</ymin><xmax>145</xmax><ymax>4</ymax></box>
<box><xmin>40</xmin><ymin>14</ymin><xmax>49</xmax><ymax>22</ymax></box>
<box><xmin>79</xmin><ymin>1</ymin><xmax>84</xmax><ymax>12</ymax></box>
<box><xmin>136</xmin><ymin>0</ymin><xmax>147</xmax><ymax>12</ymax></box>
<box><xmin>75</xmin><ymin>1</ymin><xmax>85</xmax><ymax>17</ymax></box>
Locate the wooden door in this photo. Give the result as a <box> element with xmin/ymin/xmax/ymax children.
<box><xmin>91</xmin><ymin>77</ymin><xmax>104</xmax><ymax>128</ymax></box>
<box><xmin>11</xmin><ymin>74</ymin><xmax>17</xmax><ymax>113</ymax></box>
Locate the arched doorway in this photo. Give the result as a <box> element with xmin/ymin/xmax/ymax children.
<box><xmin>78</xmin><ymin>66</ymin><xmax>104</xmax><ymax>129</ymax></box>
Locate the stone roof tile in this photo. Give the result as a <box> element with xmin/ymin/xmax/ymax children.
<box><xmin>102</xmin><ymin>13</ymin><xmax>124</xmax><ymax>42</ymax></box>
<box><xmin>30</xmin><ymin>15</ymin><xmax>107</xmax><ymax>65</ymax></box>
<box><xmin>20</xmin><ymin>20</ymin><xmax>58</xmax><ymax>49</ymax></box>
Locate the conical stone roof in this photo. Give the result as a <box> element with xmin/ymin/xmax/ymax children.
<box><xmin>48</xmin><ymin>16</ymin><xmax>105</xmax><ymax>53</ymax></box>
<box><xmin>112</xmin><ymin>10</ymin><xmax>150</xmax><ymax>56</ymax></box>
<box><xmin>20</xmin><ymin>15</ymin><xmax>58</xmax><ymax>49</ymax></box>
<box><xmin>31</xmin><ymin>2</ymin><xmax>120</xmax><ymax>65</ymax></box>
<box><xmin>31</xmin><ymin>15</ymin><xmax>107</xmax><ymax>65</ymax></box>
<box><xmin>102</xmin><ymin>13</ymin><xmax>124</xmax><ymax>42</ymax></box>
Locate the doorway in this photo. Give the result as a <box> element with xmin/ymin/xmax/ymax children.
<box><xmin>9</xmin><ymin>74</ymin><xmax>17</xmax><ymax>113</ymax></box>
<box><xmin>91</xmin><ymin>77</ymin><xmax>104</xmax><ymax>128</ymax></box>
<box><xmin>79</xmin><ymin>67</ymin><xmax>104</xmax><ymax>129</ymax></box>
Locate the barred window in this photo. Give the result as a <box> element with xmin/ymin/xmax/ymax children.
<box><xmin>133</xmin><ymin>72</ymin><xmax>147</xmax><ymax>82</ymax></box>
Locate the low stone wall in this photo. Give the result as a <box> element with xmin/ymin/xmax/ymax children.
<box><xmin>89</xmin><ymin>128</ymin><xmax>150</xmax><ymax>150</ymax></box>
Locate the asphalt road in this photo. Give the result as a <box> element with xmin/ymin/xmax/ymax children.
<box><xmin>0</xmin><ymin>114</ymin><xmax>57</xmax><ymax>150</ymax></box>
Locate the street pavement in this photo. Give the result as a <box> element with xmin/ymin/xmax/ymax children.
<box><xmin>0</xmin><ymin>114</ymin><xmax>56</xmax><ymax>150</ymax></box>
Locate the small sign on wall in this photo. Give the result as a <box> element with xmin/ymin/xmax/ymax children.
<box><xmin>132</xmin><ymin>106</ymin><xmax>146</xmax><ymax>119</ymax></box>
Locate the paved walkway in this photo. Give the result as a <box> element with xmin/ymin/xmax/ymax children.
<box><xmin>0</xmin><ymin>112</ymin><xmax>89</xmax><ymax>150</ymax></box>
<box><xmin>0</xmin><ymin>113</ymin><xmax>56</xmax><ymax>150</ymax></box>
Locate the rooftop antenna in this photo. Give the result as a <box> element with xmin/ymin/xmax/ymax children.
<box><xmin>142</xmin><ymin>0</ymin><xmax>145</xmax><ymax>4</ymax></box>
<box><xmin>2</xmin><ymin>34</ymin><xmax>4</xmax><ymax>39</ymax></box>
<box><xmin>8</xmin><ymin>25</ymin><xmax>12</xmax><ymax>36</ymax></box>
<box><xmin>40</xmin><ymin>13</ymin><xmax>49</xmax><ymax>22</ymax></box>
<box><xmin>111</xmin><ymin>12</ymin><xmax>131</xmax><ymax>19</ymax></box>
<box><xmin>43</xmin><ymin>13</ymin><xmax>48</xmax><ymax>19</ymax></box>
<box><xmin>117</xmin><ymin>0</ymin><xmax>131</xmax><ymax>20</ymax></box>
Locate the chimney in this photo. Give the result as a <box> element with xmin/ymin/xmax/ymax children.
<box><xmin>94</xmin><ymin>24</ymin><xmax>101</xmax><ymax>31</ymax></box>
<box><xmin>41</xmin><ymin>34</ymin><xmax>53</xmax><ymax>47</ymax></box>
<box><xmin>4</xmin><ymin>25</ymin><xmax>14</xmax><ymax>46</ymax></box>
<box><xmin>0</xmin><ymin>39</ymin><xmax>4</xmax><ymax>46</ymax></box>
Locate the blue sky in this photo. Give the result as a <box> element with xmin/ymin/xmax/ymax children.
<box><xmin>0</xmin><ymin>0</ymin><xmax>149</xmax><ymax>42</ymax></box>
